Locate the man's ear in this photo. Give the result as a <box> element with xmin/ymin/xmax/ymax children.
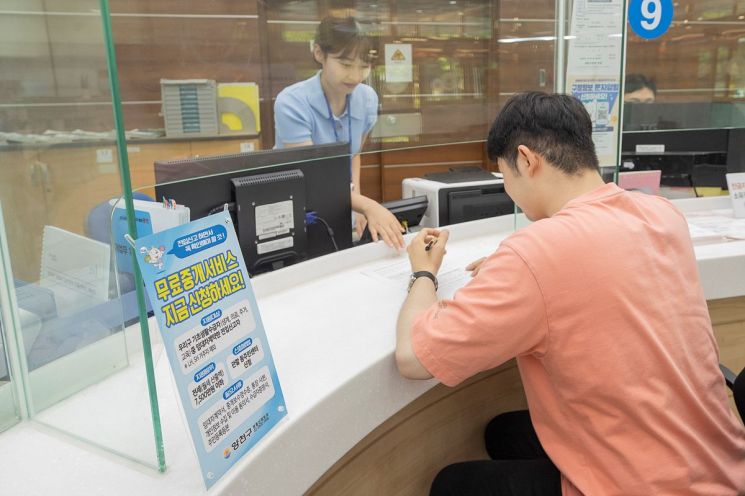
<box><xmin>516</xmin><ymin>145</ymin><xmax>541</xmax><ymax>177</ymax></box>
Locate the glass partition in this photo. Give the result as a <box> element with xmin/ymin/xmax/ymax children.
<box><xmin>625</xmin><ymin>0</ymin><xmax>745</xmax><ymax>129</ymax></box>
<box><xmin>92</xmin><ymin>0</ymin><xmax>572</xmax><ymax>205</ymax></box>
<box><xmin>0</xmin><ymin>204</ymin><xmax>21</xmax><ymax>433</ymax></box>
<box><xmin>1</xmin><ymin>0</ymin><xmax>613</xmax><ymax>213</ymax></box>
<box><xmin>0</xmin><ymin>0</ymin><xmax>164</xmax><ymax>470</ymax></box>
<box><xmin>89</xmin><ymin>0</ymin><xmax>530</xmax><ymax>262</ymax></box>
<box><xmin>1</xmin><ymin>0</ymin><xmax>634</xmax><ymax>478</ymax></box>
<box><xmin>622</xmin><ymin>0</ymin><xmax>745</xmax><ymax>199</ymax></box>
<box><xmin>0</xmin><ymin>322</ymin><xmax>18</xmax><ymax>433</ymax></box>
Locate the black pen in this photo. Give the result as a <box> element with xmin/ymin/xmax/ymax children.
<box><xmin>425</xmin><ymin>239</ymin><xmax>437</xmax><ymax>252</ymax></box>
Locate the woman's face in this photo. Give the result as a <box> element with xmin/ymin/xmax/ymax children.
<box><xmin>315</xmin><ymin>46</ymin><xmax>371</xmax><ymax>96</ymax></box>
<box><xmin>624</xmin><ymin>87</ymin><xmax>655</xmax><ymax>103</ymax></box>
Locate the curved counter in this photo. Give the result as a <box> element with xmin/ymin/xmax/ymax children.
<box><xmin>1</xmin><ymin>196</ymin><xmax>744</xmax><ymax>496</ymax></box>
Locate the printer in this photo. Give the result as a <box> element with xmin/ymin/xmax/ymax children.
<box><xmin>402</xmin><ymin>168</ymin><xmax>514</xmax><ymax>228</ymax></box>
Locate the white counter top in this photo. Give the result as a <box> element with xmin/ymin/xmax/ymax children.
<box><xmin>1</xmin><ymin>197</ymin><xmax>744</xmax><ymax>496</ymax></box>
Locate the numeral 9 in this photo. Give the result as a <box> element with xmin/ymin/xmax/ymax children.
<box><xmin>641</xmin><ymin>0</ymin><xmax>662</xmax><ymax>30</ymax></box>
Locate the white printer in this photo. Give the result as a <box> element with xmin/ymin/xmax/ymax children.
<box><xmin>402</xmin><ymin>168</ymin><xmax>513</xmax><ymax>228</ymax></box>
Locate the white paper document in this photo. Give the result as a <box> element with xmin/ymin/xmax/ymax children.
<box><xmin>686</xmin><ymin>211</ymin><xmax>745</xmax><ymax>242</ymax></box>
<box><xmin>362</xmin><ymin>256</ymin><xmax>474</xmax><ymax>300</ymax></box>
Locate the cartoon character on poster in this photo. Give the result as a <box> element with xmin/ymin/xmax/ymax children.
<box><xmin>140</xmin><ymin>245</ymin><xmax>166</xmax><ymax>270</ymax></box>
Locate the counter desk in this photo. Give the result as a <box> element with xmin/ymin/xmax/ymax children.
<box><xmin>1</xmin><ymin>196</ymin><xmax>744</xmax><ymax>496</ymax></box>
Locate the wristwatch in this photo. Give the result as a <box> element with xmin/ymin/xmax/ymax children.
<box><xmin>408</xmin><ymin>271</ymin><xmax>438</xmax><ymax>292</ymax></box>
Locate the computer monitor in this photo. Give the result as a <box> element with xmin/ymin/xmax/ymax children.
<box><xmin>623</xmin><ymin>102</ymin><xmax>714</xmax><ymax>131</ymax></box>
<box><xmin>623</xmin><ymin>101</ymin><xmax>745</xmax><ymax>131</ymax></box>
<box><xmin>154</xmin><ymin>143</ymin><xmax>353</xmax><ymax>274</ymax></box>
<box><xmin>231</xmin><ymin>169</ymin><xmax>308</xmax><ymax>273</ymax></box>
<box><xmin>620</xmin><ymin>128</ymin><xmax>731</xmax><ymax>187</ymax></box>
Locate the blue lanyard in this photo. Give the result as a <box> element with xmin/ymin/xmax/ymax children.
<box><xmin>323</xmin><ymin>93</ymin><xmax>353</xmax><ymax>150</ymax></box>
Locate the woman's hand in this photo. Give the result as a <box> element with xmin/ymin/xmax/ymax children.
<box><xmin>355</xmin><ymin>214</ymin><xmax>368</xmax><ymax>239</ymax></box>
<box><xmin>362</xmin><ymin>202</ymin><xmax>406</xmax><ymax>249</ymax></box>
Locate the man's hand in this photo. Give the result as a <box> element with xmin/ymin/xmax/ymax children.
<box><xmin>396</xmin><ymin>228</ymin><xmax>448</xmax><ymax>382</ymax></box>
<box><xmin>465</xmin><ymin>256</ymin><xmax>487</xmax><ymax>277</ymax></box>
<box><xmin>407</xmin><ymin>228</ymin><xmax>449</xmax><ymax>275</ymax></box>
<box><xmin>362</xmin><ymin>202</ymin><xmax>406</xmax><ymax>249</ymax></box>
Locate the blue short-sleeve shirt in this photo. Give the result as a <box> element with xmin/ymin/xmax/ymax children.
<box><xmin>273</xmin><ymin>72</ymin><xmax>378</xmax><ymax>154</ymax></box>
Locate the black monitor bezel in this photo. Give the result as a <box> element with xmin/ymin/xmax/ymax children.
<box><xmin>153</xmin><ymin>142</ymin><xmax>353</xmax><ymax>268</ymax></box>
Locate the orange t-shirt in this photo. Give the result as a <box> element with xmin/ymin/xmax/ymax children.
<box><xmin>412</xmin><ymin>182</ymin><xmax>745</xmax><ymax>495</ymax></box>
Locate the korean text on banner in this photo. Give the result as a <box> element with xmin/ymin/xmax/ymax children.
<box><xmin>133</xmin><ymin>212</ymin><xmax>287</xmax><ymax>489</ymax></box>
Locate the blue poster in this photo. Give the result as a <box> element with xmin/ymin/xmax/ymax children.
<box><xmin>134</xmin><ymin>212</ymin><xmax>287</xmax><ymax>488</ymax></box>
<box><xmin>571</xmin><ymin>80</ymin><xmax>620</xmax><ymax>133</ymax></box>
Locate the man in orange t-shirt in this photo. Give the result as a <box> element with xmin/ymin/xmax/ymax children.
<box><xmin>396</xmin><ymin>92</ymin><xmax>745</xmax><ymax>495</ymax></box>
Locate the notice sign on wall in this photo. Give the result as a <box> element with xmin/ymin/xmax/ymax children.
<box><xmin>566</xmin><ymin>0</ymin><xmax>624</xmax><ymax>167</ymax></box>
<box><xmin>134</xmin><ymin>212</ymin><xmax>286</xmax><ymax>489</ymax></box>
<box><xmin>385</xmin><ymin>43</ymin><xmax>413</xmax><ymax>83</ymax></box>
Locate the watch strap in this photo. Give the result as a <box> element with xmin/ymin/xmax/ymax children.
<box><xmin>409</xmin><ymin>270</ymin><xmax>438</xmax><ymax>292</ymax></box>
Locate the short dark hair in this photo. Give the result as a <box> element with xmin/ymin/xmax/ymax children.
<box><xmin>624</xmin><ymin>74</ymin><xmax>656</xmax><ymax>95</ymax></box>
<box><xmin>315</xmin><ymin>16</ymin><xmax>378</xmax><ymax>65</ymax></box>
<box><xmin>487</xmin><ymin>92</ymin><xmax>600</xmax><ymax>175</ymax></box>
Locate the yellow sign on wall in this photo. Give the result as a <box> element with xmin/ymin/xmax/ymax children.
<box><xmin>217</xmin><ymin>83</ymin><xmax>261</xmax><ymax>135</ymax></box>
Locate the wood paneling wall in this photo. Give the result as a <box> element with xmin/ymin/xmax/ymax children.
<box><xmin>4</xmin><ymin>0</ymin><xmax>744</xmax><ymax>135</ymax></box>
<box><xmin>379</xmin><ymin>142</ymin><xmax>488</xmax><ymax>201</ymax></box>
<box><xmin>307</xmin><ymin>363</ymin><xmax>528</xmax><ymax>496</ymax></box>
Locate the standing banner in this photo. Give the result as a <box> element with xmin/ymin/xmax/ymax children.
<box><xmin>565</xmin><ymin>0</ymin><xmax>625</xmax><ymax>167</ymax></box>
<box><xmin>134</xmin><ymin>211</ymin><xmax>287</xmax><ymax>488</ymax></box>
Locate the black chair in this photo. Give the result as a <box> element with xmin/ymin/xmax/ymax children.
<box><xmin>719</xmin><ymin>364</ymin><xmax>745</xmax><ymax>423</ymax></box>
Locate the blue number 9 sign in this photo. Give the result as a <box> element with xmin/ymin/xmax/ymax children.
<box><xmin>628</xmin><ymin>0</ymin><xmax>674</xmax><ymax>40</ymax></box>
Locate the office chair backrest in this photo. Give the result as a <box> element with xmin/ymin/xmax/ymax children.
<box><xmin>722</xmin><ymin>364</ymin><xmax>745</xmax><ymax>424</ymax></box>
<box><xmin>734</xmin><ymin>368</ymin><xmax>745</xmax><ymax>424</ymax></box>
<box><xmin>85</xmin><ymin>192</ymin><xmax>154</xmax><ymax>243</ymax></box>
<box><xmin>85</xmin><ymin>193</ymin><xmax>154</xmax><ymax>295</ymax></box>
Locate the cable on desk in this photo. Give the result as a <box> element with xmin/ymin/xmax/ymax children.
<box><xmin>305</xmin><ymin>210</ymin><xmax>339</xmax><ymax>252</ymax></box>
<box><xmin>208</xmin><ymin>202</ymin><xmax>236</xmax><ymax>215</ymax></box>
